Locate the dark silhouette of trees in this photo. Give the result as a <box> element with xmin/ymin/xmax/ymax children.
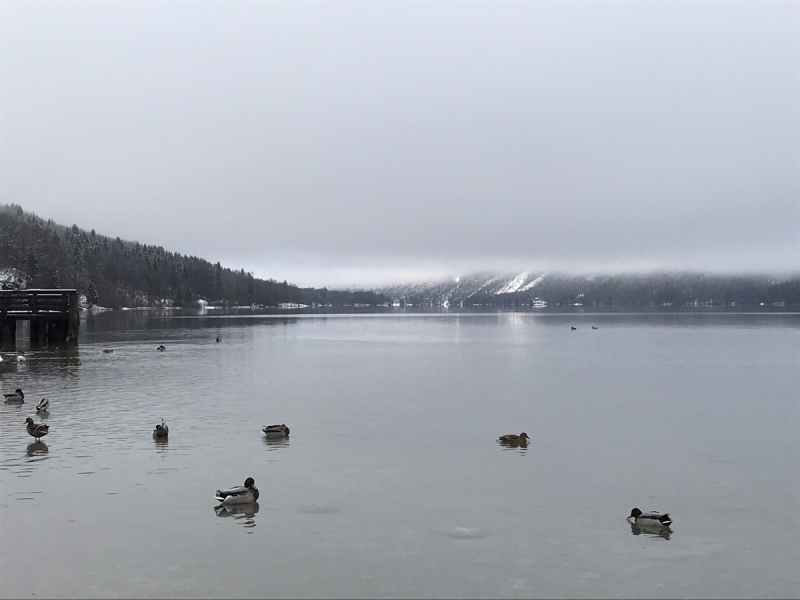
<box><xmin>0</xmin><ymin>204</ymin><xmax>389</xmax><ymax>309</ymax></box>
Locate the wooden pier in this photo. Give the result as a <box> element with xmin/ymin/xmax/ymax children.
<box><xmin>0</xmin><ymin>289</ymin><xmax>80</xmax><ymax>349</ymax></box>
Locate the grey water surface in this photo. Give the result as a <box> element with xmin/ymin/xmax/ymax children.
<box><xmin>1</xmin><ymin>310</ymin><xmax>798</xmax><ymax>598</ymax></box>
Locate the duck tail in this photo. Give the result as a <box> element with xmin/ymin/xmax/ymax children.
<box><xmin>658</xmin><ymin>513</ymin><xmax>672</xmax><ymax>526</ymax></box>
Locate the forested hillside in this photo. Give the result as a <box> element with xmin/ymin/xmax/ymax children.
<box><xmin>0</xmin><ymin>204</ymin><xmax>389</xmax><ymax>308</ymax></box>
<box><xmin>380</xmin><ymin>271</ymin><xmax>800</xmax><ymax>308</ymax></box>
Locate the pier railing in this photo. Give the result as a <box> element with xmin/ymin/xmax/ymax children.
<box><xmin>0</xmin><ymin>289</ymin><xmax>80</xmax><ymax>348</ymax></box>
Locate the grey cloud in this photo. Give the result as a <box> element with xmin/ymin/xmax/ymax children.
<box><xmin>2</xmin><ymin>1</ymin><xmax>797</xmax><ymax>287</ymax></box>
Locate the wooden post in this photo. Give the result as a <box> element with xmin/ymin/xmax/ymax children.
<box><xmin>1</xmin><ymin>320</ymin><xmax>16</xmax><ymax>351</ymax></box>
<box><xmin>30</xmin><ymin>319</ymin><xmax>40</xmax><ymax>347</ymax></box>
<box><xmin>67</xmin><ymin>290</ymin><xmax>79</xmax><ymax>344</ymax></box>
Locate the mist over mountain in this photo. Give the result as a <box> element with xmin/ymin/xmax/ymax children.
<box><xmin>2</xmin><ymin>204</ymin><xmax>797</xmax><ymax>309</ymax></box>
<box><xmin>377</xmin><ymin>271</ymin><xmax>800</xmax><ymax>308</ymax></box>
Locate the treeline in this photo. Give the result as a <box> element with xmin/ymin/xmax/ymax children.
<box><xmin>0</xmin><ymin>204</ymin><xmax>389</xmax><ymax>308</ymax></box>
<box><xmin>461</xmin><ymin>273</ymin><xmax>800</xmax><ymax>308</ymax></box>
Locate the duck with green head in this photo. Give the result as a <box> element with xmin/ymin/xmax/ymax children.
<box><xmin>215</xmin><ymin>477</ymin><xmax>259</xmax><ymax>505</ymax></box>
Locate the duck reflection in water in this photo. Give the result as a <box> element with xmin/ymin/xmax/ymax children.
<box><xmin>26</xmin><ymin>441</ymin><xmax>49</xmax><ymax>456</ymax></box>
<box><xmin>263</xmin><ymin>436</ymin><xmax>290</xmax><ymax>450</ymax></box>
<box><xmin>214</xmin><ymin>502</ymin><xmax>259</xmax><ymax>529</ymax></box>
<box><xmin>630</xmin><ymin>524</ymin><xmax>672</xmax><ymax>540</ymax></box>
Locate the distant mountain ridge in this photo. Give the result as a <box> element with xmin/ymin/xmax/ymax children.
<box><xmin>377</xmin><ymin>271</ymin><xmax>800</xmax><ymax>307</ymax></box>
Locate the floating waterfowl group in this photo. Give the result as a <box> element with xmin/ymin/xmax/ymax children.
<box><xmin>3</xmin><ymin>329</ymin><xmax>671</xmax><ymax>535</ymax></box>
<box><xmin>5</xmin><ymin>387</ymin><xmax>51</xmax><ymax>441</ymax></box>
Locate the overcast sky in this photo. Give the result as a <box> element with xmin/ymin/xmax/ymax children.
<box><xmin>2</xmin><ymin>1</ymin><xmax>798</xmax><ymax>287</ymax></box>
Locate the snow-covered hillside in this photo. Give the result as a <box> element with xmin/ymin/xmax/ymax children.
<box><xmin>378</xmin><ymin>271</ymin><xmax>546</xmax><ymax>305</ymax></box>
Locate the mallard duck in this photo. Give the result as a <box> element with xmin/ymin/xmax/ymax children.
<box><xmin>25</xmin><ymin>417</ymin><xmax>49</xmax><ymax>441</ymax></box>
<box><xmin>3</xmin><ymin>388</ymin><xmax>24</xmax><ymax>403</ymax></box>
<box><xmin>153</xmin><ymin>419</ymin><xmax>169</xmax><ymax>438</ymax></box>
<box><xmin>215</xmin><ymin>477</ymin><xmax>259</xmax><ymax>505</ymax></box>
<box><xmin>627</xmin><ymin>508</ymin><xmax>672</xmax><ymax>529</ymax></box>
<box><xmin>157</xmin><ymin>345</ymin><xmax>166</xmax><ymax>351</ymax></box>
<box><xmin>262</xmin><ymin>424</ymin><xmax>290</xmax><ymax>438</ymax></box>
<box><xmin>498</xmin><ymin>432</ymin><xmax>530</xmax><ymax>444</ymax></box>
<box><xmin>36</xmin><ymin>398</ymin><xmax>50</xmax><ymax>412</ymax></box>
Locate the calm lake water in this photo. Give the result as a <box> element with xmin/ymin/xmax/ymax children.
<box><xmin>1</xmin><ymin>309</ymin><xmax>798</xmax><ymax>598</ymax></box>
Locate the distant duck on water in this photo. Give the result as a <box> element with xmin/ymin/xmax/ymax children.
<box><xmin>498</xmin><ymin>432</ymin><xmax>530</xmax><ymax>445</ymax></box>
<box><xmin>571</xmin><ymin>327</ymin><xmax>577</xmax><ymax>331</ymax></box>
<box><xmin>262</xmin><ymin>424</ymin><xmax>290</xmax><ymax>438</ymax></box>
<box><xmin>153</xmin><ymin>419</ymin><xmax>169</xmax><ymax>438</ymax></box>
<box><xmin>627</xmin><ymin>508</ymin><xmax>672</xmax><ymax>529</ymax></box>
<box><xmin>157</xmin><ymin>345</ymin><xmax>166</xmax><ymax>351</ymax></box>
<box><xmin>592</xmin><ymin>326</ymin><xmax>598</xmax><ymax>330</ymax></box>
<box><xmin>36</xmin><ymin>398</ymin><xmax>50</xmax><ymax>413</ymax></box>
<box><xmin>216</xmin><ymin>337</ymin><xmax>221</xmax><ymax>343</ymax></box>
<box><xmin>215</xmin><ymin>477</ymin><xmax>259</xmax><ymax>505</ymax></box>
<box><xmin>3</xmin><ymin>388</ymin><xmax>24</xmax><ymax>403</ymax></box>
<box><xmin>25</xmin><ymin>418</ymin><xmax>49</xmax><ymax>441</ymax></box>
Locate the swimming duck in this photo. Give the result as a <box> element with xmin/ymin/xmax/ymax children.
<box><xmin>592</xmin><ymin>326</ymin><xmax>598</xmax><ymax>330</ymax></box>
<box><xmin>3</xmin><ymin>388</ymin><xmax>24</xmax><ymax>403</ymax></box>
<box><xmin>498</xmin><ymin>432</ymin><xmax>530</xmax><ymax>444</ymax></box>
<box><xmin>216</xmin><ymin>337</ymin><xmax>221</xmax><ymax>343</ymax></box>
<box><xmin>25</xmin><ymin>418</ymin><xmax>49</xmax><ymax>441</ymax></box>
<box><xmin>571</xmin><ymin>327</ymin><xmax>577</xmax><ymax>331</ymax></box>
<box><xmin>215</xmin><ymin>477</ymin><xmax>259</xmax><ymax>505</ymax></box>
<box><xmin>103</xmin><ymin>349</ymin><xmax>114</xmax><ymax>354</ymax></box>
<box><xmin>16</xmin><ymin>354</ymin><xmax>26</xmax><ymax>363</ymax></box>
<box><xmin>153</xmin><ymin>419</ymin><xmax>169</xmax><ymax>438</ymax></box>
<box><xmin>262</xmin><ymin>424</ymin><xmax>290</xmax><ymax>438</ymax></box>
<box><xmin>157</xmin><ymin>345</ymin><xmax>166</xmax><ymax>351</ymax></box>
<box><xmin>36</xmin><ymin>398</ymin><xmax>50</xmax><ymax>412</ymax></box>
<box><xmin>627</xmin><ymin>508</ymin><xmax>672</xmax><ymax>529</ymax></box>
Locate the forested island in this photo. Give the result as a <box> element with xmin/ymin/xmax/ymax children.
<box><xmin>1</xmin><ymin>204</ymin><xmax>797</xmax><ymax>310</ymax></box>
<box><xmin>0</xmin><ymin>204</ymin><xmax>389</xmax><ymax>309</ymax></box>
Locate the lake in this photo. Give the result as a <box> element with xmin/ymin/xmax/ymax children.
<box><xmin>1</xmin><ymin>309</ymin><xmax>798</xmax><ymax>598</ymax></box>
